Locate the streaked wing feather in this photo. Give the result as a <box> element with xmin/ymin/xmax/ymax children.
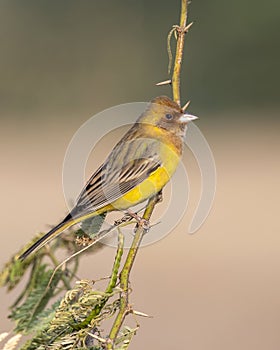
<box><xmin>73</xmin><ymin>138</ymin><xmax>162</xmax><ymax>216</ymax></box>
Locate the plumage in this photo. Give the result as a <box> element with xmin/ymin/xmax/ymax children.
<box><xmin>19</xmin><ymin>96</ymin><xmax>197</xmax><ymax>260</ymax></box>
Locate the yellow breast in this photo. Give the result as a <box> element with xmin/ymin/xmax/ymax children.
<box><xmin>111</xmin><ymin>134</ymin><xmax>181</xmax><ymax>210</ymax></box>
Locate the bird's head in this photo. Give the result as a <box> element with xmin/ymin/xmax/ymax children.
<box><xmin>138</xmin><ymin>96</ymin><xmax>198</xmax><ymax>136</ymax></box>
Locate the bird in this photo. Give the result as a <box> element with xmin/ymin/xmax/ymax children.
<box><xmin>19</xmin><ymin>96</ymin><xmax>197</xmax><ymax>260</ymax></box>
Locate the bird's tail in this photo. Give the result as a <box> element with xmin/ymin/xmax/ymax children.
<box><xmin>19</xmin><ymin>213</ymin><xmax>75</xmax><ymax>260</ymax></box>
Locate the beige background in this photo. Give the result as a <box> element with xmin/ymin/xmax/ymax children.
<box><xmin>1</xmin><ymin>1</ymin><xmax>280</xmax><ymax>349</ymax></box>
<box><xmin>1</xmin><ymin>115</ymin><xmax>279</xmax><ymax>349</ymax></box>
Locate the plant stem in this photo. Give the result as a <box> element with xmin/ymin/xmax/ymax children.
<box><xmin>72</xmin><ymin>231</ymin><xmax>124</xmax><ymax>330</ymax></box>
<box><xmin>172</xmin><ymin>0</ymin><xmax>188</xmax><ymax>106</ymax></box>
<box><xmin>47</xmin><ymin>249</ymin><xmax>72</xmax><ymax>290</ymax></box>
<box><xmin>107</xmin><ymin>195</ymin><xmax>159</xmax><ymax>348</ymax></box>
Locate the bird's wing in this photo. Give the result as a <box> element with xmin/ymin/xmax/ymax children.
<box><xmin>72</xmin><ymin>138</ymin><xmax>162</xmax><ymax>216</ymax></box>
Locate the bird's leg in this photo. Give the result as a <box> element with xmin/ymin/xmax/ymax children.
<box><xmin>155</xmin><ymin>189</ymin><xmax>163</xmax><ymax>203</ymax></box>
<box><xmin>123</xmin><ymin>191</ymin><xmax>163</xmax><ymax>232</ymax></box>
<box><xmin>114</xmin><ymin>213</ymin><xmax>134</xmax><ymax>226</ymax></box>
<box><xmin>125</xmin><ymin>210</ymin><xmax>150</xmax><ymax>232</ymax></box>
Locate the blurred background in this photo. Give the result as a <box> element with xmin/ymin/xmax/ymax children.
<box><xmin>0</xmin><ymin>0</ymin><xmax>280</xmax><ymax>349</ymax></box>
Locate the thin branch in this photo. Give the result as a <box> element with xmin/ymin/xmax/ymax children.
<box><xmin>172</xmin><ymin>0</ymin><xmax>189</xmax><ymax>106</ymax></box>
<box><xmin>107</xmin><ymin>194</ymin><xmax>159</xmax><ymax>348</ymax></box>
<box><xmin>46</xmin><ymin>248</ymin><xmax>72</xmax><ymax>290</ymax></box>
<box><xmin>71</xmin><ymin>230</ymin><xmax>124</xmax><ymax>330</ymax></box>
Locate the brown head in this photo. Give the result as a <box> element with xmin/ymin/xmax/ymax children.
<box><xmin>138</xmin><ymin>96</ymin><xmax>198</xmax><ymax>137</ymax></box>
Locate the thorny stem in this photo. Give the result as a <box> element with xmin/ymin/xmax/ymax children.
<box><xmin>107</xmin><ymin>195</ymin><xmax>159</xmax><ymax>348</ymax></box>
<box><xmin>172</xmin><ymin>0</ymin><xmax>189</xmax><ymax>106</ymax></box>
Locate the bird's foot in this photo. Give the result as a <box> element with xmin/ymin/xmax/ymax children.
<box><xmin>125</xmin><ymin>210</ymin><xmax>150</xmax><ymax>233</ymax></box>
<box><xmin>155</xmin><ymin>190</ymin><xmax>163</xmax><ymax>203</ymax></box>
<box><xmin>114</xmin><ymin>213</ymin><xmax>134</xmax><ymax>226</ymax></box>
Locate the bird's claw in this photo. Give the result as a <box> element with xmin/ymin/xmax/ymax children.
<box><xmin>125</xmin><ymin>210</ymin><xmax>150</xmax><ymax>233</ymax></box>
<box><xmin>156</xmin><ymin>190</ymin><xmax>163</xmax><ymax>203</ymax></box>
<box><xmin>114</xmin><ymin>213</ymin><xmax>133</xmax><ymax>226</ymax></box>
<box><xmin>135</xmin><ymin>218</ymin><xmax>150</xmax><ymax>233</ymax></box>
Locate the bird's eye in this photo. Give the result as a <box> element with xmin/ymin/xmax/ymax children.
<box><xmin>165</xmin><ymin>113</ymin><xmax>173</xmax><ymax>120</ymax></box>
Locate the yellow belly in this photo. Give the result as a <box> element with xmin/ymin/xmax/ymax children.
<box><xmin>110</xmin><ymin>141</ymin><xmax>181</xmax><ymax>210</ymax></box>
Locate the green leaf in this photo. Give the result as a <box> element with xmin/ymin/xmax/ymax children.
<box><xmin>81</xmin><ymin>213</ymin><xmax>107</xmax><ymax>239</ymax></box>
<box><xmin>0</xmin><ymin>233</ymin><xmax>46</xmax><ymax>291</ymax></box>
<box><xmin>10</xmin><ymin>265</ymin><xmax>61</xmax><ymax>333</ymax></box>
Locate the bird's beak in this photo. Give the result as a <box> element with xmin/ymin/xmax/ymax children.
<box><xmin>179</xmin><ymin>113</ymin><xmax>199</xmax><ymax>123</ymax></box>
